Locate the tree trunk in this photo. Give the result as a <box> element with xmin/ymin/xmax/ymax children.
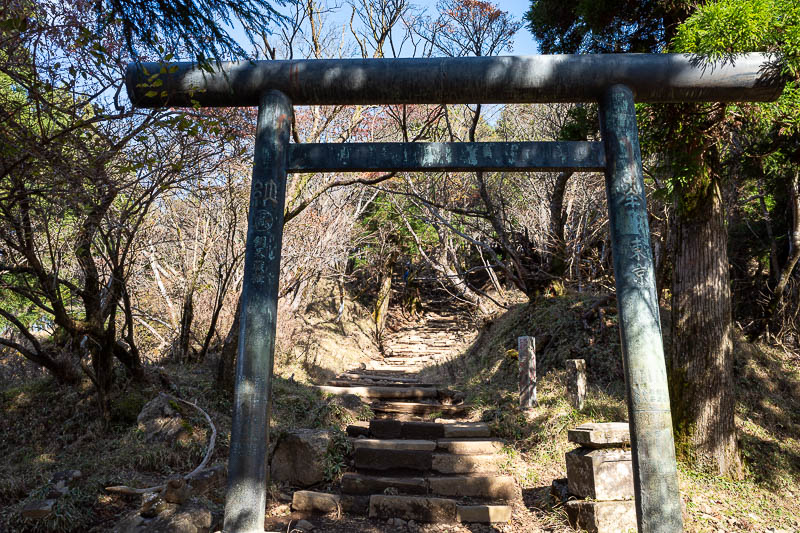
<box><xmin>669</xmin><ymin>178</ymin><xmax>742</xmax><ymax>478</ymax></box>
<box><xmin>373</xmin><ymin>266</ymin><xmax>393</xmax><ymax>342</ymax></box>
<box><xmin>177</xmin><ymin>294</ymin><xmax>194</xmax><ymax>362</ymax></box>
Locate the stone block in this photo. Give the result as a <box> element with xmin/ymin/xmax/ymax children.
<box><xmin>341</xmin><ymin>473</ymin><xmax>428</xmax><ymax>495</ymax></box>
<box><xmin>428</xmin><ymin>475</ymin><xmax>517</xmax><ymax>500</ymax></box>
<box><xmin>565</xmin><ymin>500</ymin><xmax>637</xmax><ymax>533</ymax></box>
<box><xmin>432</xmin><ymin>453</ymin><xmax>498</xmax><ymax>474</ymax></box>
<box><xmin>568</xmin><ymin>422</ymin><xmax>630</xmax><ymax>448</ymax></box>
<box><xmin>354</xmin><ymin>448</ymin><xmax>433</xmax><ymax>471</ymax></box>
<box><xmin>292</xmin><ymin>491</ymin><xmax>340</xmax><ymax>513</ymax></box>
<box><xmin>370</xmin><ymin>419</ymin><xmax>402</xmax><ymax>439</ymax></box>
<box><xmin>566</xmin><ymin>448</ymin><xmax>633</xmax><ymax>500</ymax></box>
<box><xmin>346</xmin><ymin>422</ymin><xmax>370</xmax><ymax>438</ymax></box>
<box><xmin>402</xmin><ymin>422</ymin><xmax>445</xmax><ymax>439</ymax></box>
<box><xmin>369</xmin><ymin>495</ymin><xmax>457</xmax><ymax>523</ymax></box>
<box><xmin>456</xmin><ymin>504</ymin><xmax>512</xmax><ymax>523</ymax></box>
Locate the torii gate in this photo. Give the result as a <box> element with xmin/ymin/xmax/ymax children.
<box><xmin>126</xmin><ymin>54</ymin><xmax>784</xmax><ymax>533</ymax></box>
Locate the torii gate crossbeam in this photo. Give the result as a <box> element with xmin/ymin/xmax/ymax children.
<box><xmin>126</xmin><ymin>53</ymin><xmax>784</xmax><ymax>533</ymax></box>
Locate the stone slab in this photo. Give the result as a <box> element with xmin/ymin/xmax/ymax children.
<box><xmin>443</xmin><ymin>423</ymin><xmax>490</xmax><ymax>438</ymax></box>
<box><xmin>369</xmin><ymin>495</ymin><xmax>457</xmax><ymax>523</ymax></box>
<box><xmin>565</xmin><ymin>500</ymin><xmax>637</xmax><ymax>533</ymax></box>
<box><xmin>355</xmin><ymin>448</ymin><xmax>433</xmax><ymax>471</ymax></box>
<box><xmin>436</xmin><ymin>439</ymin><xmax>503</xmax><ymax>454</ymax></box>
<box><xmin>568</xmin><ymin>422</ymin><xmax>630</xmax><ymax>448</ymax></box>
<box><xmin>341</xmin><ymin>473</ymin><xmax>428</xmax><ymax>495</ymax></box>
<box><xmin>566</xmin><ymin>448</ymin><xmax>633</xmax><ymax>500</ymax></box>
<box><xmin>431</xmin><ymin>454</ymin><xmax>498</xmax><ymax>474</ymax></box>
<box><xmin>456</xmin><ymin>505</ymin><xmax>512</xmax><ymax>523</ymax></box>
<box><xmin>351</xmin><ymin>439</ymin><xmax>437</xmax><ymax>451</ymax></box>
<box><xmin>292</xmin><ymin>491</ymin><xmax>340</xmax><ymax>513</ymax></box>
<box><xmin>428</xmin><ymin>475</ymin><xmax>517</xmax><ymax>500</ymax></box>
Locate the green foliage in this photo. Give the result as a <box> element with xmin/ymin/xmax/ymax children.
<box><xmin>323</xmin><ymin>427</ymin><xmax>352</xmax><ymax>482</ymax></box>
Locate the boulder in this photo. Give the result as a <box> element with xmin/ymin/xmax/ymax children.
<box><xmin>270</xmin><ymin>429</ymin><xmax>331</xmax><ymax>487</ymax></box>
<box><xmin>292</xmin><ymin>491</ymin><xmax>340</xmax><ymax>513</ymax></box>
<box><xmin>137</xmin><ymin>393</ymin><xmax>192</xmax><ymax>443</ymax></box>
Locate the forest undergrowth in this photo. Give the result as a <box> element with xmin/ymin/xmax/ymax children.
<box><xmin>1</xmin><ymin>286</ymin><xmax>799</xmax><ymax>532</ymax></box>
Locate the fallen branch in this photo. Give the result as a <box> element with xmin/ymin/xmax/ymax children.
<box><xmin>582</xmin><ymin>294</ymin><xmax>615</xmax><ymax>330</ymax></box>
<box><xmin>105</xmin><ymin>394</ymin><xmax>217</xmax><ymax>496</ymax></box>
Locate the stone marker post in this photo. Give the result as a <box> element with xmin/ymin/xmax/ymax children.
<box><xmin>566</xmin><ymin>359</ymin><xmax>587</xmax><ymax>411</ymax></box>
<box><xmin>518</xmin><ymin>336</ymin><xmax>536</xmax><ymax>408</ymax></box>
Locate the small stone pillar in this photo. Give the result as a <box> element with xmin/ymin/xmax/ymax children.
<box><xmin>562</xmin><ymin>423</ymin><xmax>636</xmax><ymax>533</ymax></box>
<box><xmin>565</xmin><ymin>359</ymin><xmax>587</xmax><ymax>410</ymax></box>
<box><xmin>518</xmin><ymin>336</ymin><xmax>536</xmax><ymax>409</ymax></box>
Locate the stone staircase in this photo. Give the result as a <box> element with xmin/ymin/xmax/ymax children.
<box><xmin>295</xmin><ymin>306</ymin><xmax>516</xmax><ymax>527</ymax></box>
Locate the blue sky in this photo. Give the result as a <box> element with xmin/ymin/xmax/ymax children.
<box><xmin>231</xmin><ymin>0</ymin><xmax>540</xmax><ymax>57</ymax></box>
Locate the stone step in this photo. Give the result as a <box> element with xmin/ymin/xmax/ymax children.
<box><xmin>350</xmin><ymin>438</ymin><xmax>501</xmax><ymax>455</ymax></box>
<box><xmin>436</xmin><ymin>438</ymin><xmax>504</xmax><ymax>455</ymax></box>
<box><xmin>368</xmin><ymin>420</ymin><xmax>490</xmax><ymax>439</ymax></box>
<box><xmin>354</xmin><ymin>449</ymin><xmax>499</xmax><ymax>474</ymax></box>
<box><xmin>368</xmin><ymin>495</ymin><xmax>512</xmax><ymax>524</ymax></box>
<box><xmin>350</xmin><ymin>439</ymin><xmax>437</xmax><ymax>451</ymax></box>
<box><xmin>372</xmin><ymin>402</ymin><xmax>468</xmax><ymax>418</ymax></box>
<box><xmin>341</xmin><ymin>473</ymin><xmax>516</xmax><ymax>500</ymax></box>
<box><xmin>339</xmin><ymin>372</ymin><xmax>421</xmax><ymax>383</ymax></box>
<box><xmin>315</xmin><ymin>385</ymin><xmax>438</xmax><ymax>400</ymax></box>
<box><xmin>327</xmin><ymin>379</ymin><xmax>441</xmax><ymax>388</ymax></box>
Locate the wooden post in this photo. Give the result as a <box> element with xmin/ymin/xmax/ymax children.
<box><xmin>566</xmin><ymin>359</ymin><xmax>587</xmax><ymax>411</ymax></box>
<box><xmin>518</xmin><ymin>336</ymin><xmax>536</xmax><ymax>408</ymax></box>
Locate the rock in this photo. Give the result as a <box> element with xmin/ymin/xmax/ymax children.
<box><xmin>186</xmin><ymin>465</ymin><xmax>226</xmax><ymax>496</ymax></box>
<box><xmin>292</xmin><ymin>491</ymin><xmax>340</xmax><ymax>513</ymax></box>
<box><xmin>568</xmin><ymin>422</ymin><xmax>630</xmax><ymax>448</ymax></box>
<box><xmin>565</xmin><ymin>500</ymin><xmax>636</xmax><ymax>533</ymax></box>
<box><xmin>137</xmin><ymin>393</ymin><xmax>192</xmax><ymax>443</ymax></box>
<box><xmin>340</xmin><ymin>494</ymin><xmax>370</xmax><ymax>515</ymax></box>
<box><xmin>115</xmin><ymin>501</ymin><xmax>213</xmax><ymax>533</ymax></box>
<box><xmin>369</xmin><ymin>495</ymin><xmax>457</xmax><ymax>523</ymax></box>
<box><xmin>566</xmin><ymin>448</ymin><xmax>633</xmax><ymax>500</ymax></box>
<box><xmin>456</xmin><ymin>505</ymin><xmax>512</xmax><ymax>523</ymax></box>
<box><xmin>22</xmin><ymin>499</ymin><xmax>56</xmax><ymax>519</ymax></box>
<box><xmin>270</xmin><ymin>429</ymin><xmax>331</xmax><ymax>487</ymax></box>
<box><xmin>294</xmin><ymin>518</ymin><xmax>315</xmax><ymax>531</ymax></box>
<box><xmin>163</xmin><ymin>478</ymin><xmax>191</xmax><ymax>504</ymax></box>
<box><xmin>351</xmin><ymin>439</ymin><xmax>436</xmax><ymax>451</ymax></box>
<box><xmin>346</xmin><ymin>422</ymin><xmax>370</xmax><ymax>438</ymax></box>
<box><xmin>435</xmin><ymin>439</ymin><xmax>503</xmax><ymax>455</ymax></box>
<box><xmin>565</xmin><ymin>359</ymin><xmax>587</xmax><ymax>411</ymax></box>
